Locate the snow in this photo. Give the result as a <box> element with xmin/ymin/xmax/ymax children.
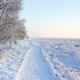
<box><xmin>34</xmin><ymin>39</ymin><xmax>80</xmax><ymax>80</ymax></box>
<box><xmin>15</xmin><ymin>40</ymin><xmax>58</xmax><ymax>80</ymax></box>
<box><xmin>0</xmin><ymin>38</ymin><xmax>80</xmax><ymax>80</ymax></box>
<box><xmin>0</xmin><ymin>39</ymin><xmax>28</xmax><ymax>80</ymax></box>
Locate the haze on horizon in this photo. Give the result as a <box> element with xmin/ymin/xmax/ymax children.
<box><xmin>21</xmin><ymin>0</ymin><xmax>80</xmax><ymax>38</ymax></box>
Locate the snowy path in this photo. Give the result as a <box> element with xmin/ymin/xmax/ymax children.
<box><xmin>15</xmin><ymin>40</ymin><xmax>58</xmax><ymax>80</ymax></box>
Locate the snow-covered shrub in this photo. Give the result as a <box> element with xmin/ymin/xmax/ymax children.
<box><xmin>0</xmin><ymin>0</ymin><xmax>26</xmax><ymax>43</ymax></box>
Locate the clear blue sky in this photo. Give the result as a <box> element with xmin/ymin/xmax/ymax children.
<box><xmin>21</xmin><ymin>0</ymin><xmax>80</xmax><ymax>38</ymax></box>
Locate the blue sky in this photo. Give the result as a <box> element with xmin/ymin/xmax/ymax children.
<box><xmin>21</xmin><ymin>0</ymin><xmax>80</xmax><ymax>38</ymax></box>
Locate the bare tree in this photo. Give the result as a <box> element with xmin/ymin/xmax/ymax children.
<box><xmin>0</xmin><ymin>0</ymin><xmax>26</xmax><ymax>43</ymax></box>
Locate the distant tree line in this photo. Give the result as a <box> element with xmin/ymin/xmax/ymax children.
<box><xmin>0</xmin><ymin>0</ymin><xmax>27</xmax><ymax>43</ymax></box>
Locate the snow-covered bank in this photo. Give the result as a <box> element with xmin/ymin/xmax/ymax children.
<box><xmin>0</xmin><ymin>39</ymin><xmax>28</xmax><ymax>80</ymax></box>
<box><xmin>15</xmin><ymin>40</ymin><xmax>58</xmax><ymax>80</ymax></box>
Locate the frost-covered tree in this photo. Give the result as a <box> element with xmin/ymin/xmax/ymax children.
<box><xmin>0</xmin><ymin>0</ymin><xmax>26</xmax><ymax>43</ymax></box>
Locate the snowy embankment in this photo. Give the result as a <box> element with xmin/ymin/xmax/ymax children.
<box><xmin>15</xmin><ymin>40</ymin><xmax>58</xmax><ymax>80</ymax></box>
<box><xmin>0</xmin><ymin>39</ymin><xmax>28</xmax><ymax>80</ymax></box>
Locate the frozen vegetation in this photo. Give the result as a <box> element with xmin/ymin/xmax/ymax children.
<box><xmin>0</xmin><ymin>38</ymin><xmax>80</xmax><ymax>80</ymax></box>
<box><xmin>0</xmin><ymin>38</ymin><xmax>28</xmax><ymax>80</ymax></box>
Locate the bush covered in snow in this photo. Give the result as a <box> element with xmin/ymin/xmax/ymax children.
<box><xmin>0</xmin><ymin>0</ymin><xmax>27</xmax><ymax>43</ymax></box>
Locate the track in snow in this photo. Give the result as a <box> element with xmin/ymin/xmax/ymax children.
<box><xmin>15</xmin><ymin>40</ymin><xmax>58</xmax><ymax>80</ymax></box>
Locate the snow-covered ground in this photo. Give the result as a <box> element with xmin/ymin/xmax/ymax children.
<box><xmin>33</xmin><ymin>38</ymin><xmax>80</xmax><ymax>80</ymax></box>
<box><xmin>0</xmin><ymin>38</ymin><xmax>80</xmax><ymax>80</ymax></box>
<box><xmin>15</xmin><ymin>40</ymin><xmax>58</xmax><ymax>80</ymax></box>
<box><xmin>0</xmin><ymin>39</ymin><xmax>28</xmax><ymax>80</ymax></box>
